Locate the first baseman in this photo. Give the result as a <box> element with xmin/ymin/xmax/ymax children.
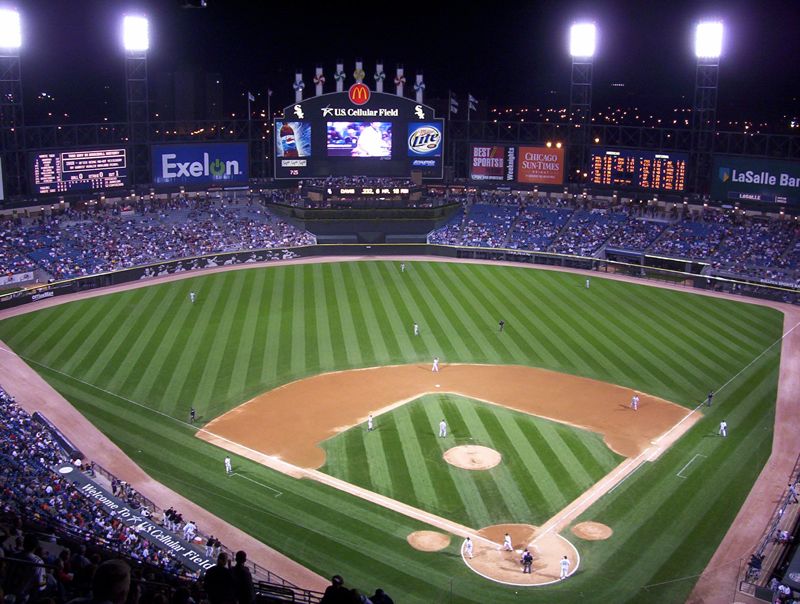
<box><xmin>631</xmin><ymin>394</ymin><xmax>639</xmax><ymax>410</ymax></box>
<box><xmin>560</xmin><ymin>555</ymin><xmax>570</xmax><ymax>579</ymax></box>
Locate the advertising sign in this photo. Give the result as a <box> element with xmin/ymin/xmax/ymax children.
<box><xmin>517</xmin><ymin>146</ymin><xmax>565</xmax><ymax>184</ymax></box>
<box><xmin>712</xmin><ymin>155</ymin><xmax>800</xmax><ymax>206</ymax></box>
<box><xmin>151</xmin><ymin>143</ymin><xmax>248</xmax><ymax>186</ymax></box>
<box><xmin>470</xmin><ymin>145</ymin><xmax>506</xmax><ymax>180</ymax></box>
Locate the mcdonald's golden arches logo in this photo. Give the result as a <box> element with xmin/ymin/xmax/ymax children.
<box><xmin>348</xmin><ymin>83</ymin><xmax>370</xmax><ymax>105</ymax></box>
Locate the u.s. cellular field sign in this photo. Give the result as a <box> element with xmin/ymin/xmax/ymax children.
<box><xmin>712</xmin><ymin>155</ymin><xmax>800</xmax><ymax>206</ymax></box>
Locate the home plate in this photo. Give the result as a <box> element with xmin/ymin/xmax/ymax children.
<box><xmin>436</xmin><ymin>384</ymin><xmax>440</xmax><ymax>388</ymax></box>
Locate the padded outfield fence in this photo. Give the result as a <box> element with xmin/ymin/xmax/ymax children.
<box><xmin>1</xmin><ymin>243</ymin><xmax>797</xmax><ymax>312</ymax></box>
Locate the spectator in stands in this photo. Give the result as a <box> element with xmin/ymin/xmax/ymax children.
<box><xmin>67</xmin><ymin>558</ymin><xmax>131</xmax><ymax>604</ymax></box>
<box><xmin>202</xmin><ymin>552</ymin><xmax>236</xmax><ymax>604</ymax></box>
<box><xmin>320</xmin><ymin>574</ymin><xmax>349</xmax><ymax>603</ymax></box>
<box><xmin>5</xmin><ymin>533</ymin><xmax>47</xmax><ymax>601</ymax></box>
<box><xmin>371</xmin><ymin>587</ymin><xmax>395</xmax><ymax>604</ymax></box>
<box><xmin>231</xmin><ymin>550</ymin><xmax>254</xmax><ymax>604</ymax></box>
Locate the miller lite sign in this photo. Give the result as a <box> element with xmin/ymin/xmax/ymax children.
<box><xmin>407</xmin><ymin>123</ymin><xmax>442</xmax><ymax>157</ymax></box>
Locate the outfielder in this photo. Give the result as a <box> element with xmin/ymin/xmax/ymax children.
<box><xmin>438</xmin><ymin>419</ymin><xmax>447</xmax><ymax>438</ymax></box>
<box><xmin>414</xmin><ymin>323</ymin><xmax>419</xmax><ymax>336</ymax></box>
<box><xmin>719</xmin><ymin>420</ymin><xmax>728</xmax><ymax>437</ymax></box>
<box><xmin>224</xmin><ymin>456</ymin><xmax>232</xmax><ymax>475</ymax></box>
<box><xmin>189</xmin><ymin>291</ymin><xmax>196</xmax><ymax>303</ymax></box>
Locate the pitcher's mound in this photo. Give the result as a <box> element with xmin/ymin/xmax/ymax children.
<box><xmin>407</xmin><ymin>531</ymin><xmax>451</xmax><ymax>552</ymax></box>
<box><xmin>572</xmin><ymin>521</ymin><xmax>613</xmax><ymax>540</ymax></box>
<box><xmin>444</xmin><ymin>445</ymin><xmax>502</xmax><ymax>470</ymax></box>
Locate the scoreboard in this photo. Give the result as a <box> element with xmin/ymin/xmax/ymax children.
<box><xmin>591</xmin><ymin>148</ymin><xmax>687</xmax><ymax>192</ymax></box>
<box><xmin>275</xmin><ymin>88</ymin><xmax>443</xmax><ymax>180</ymax></box>
<box><xmin>31</xmin><ymin>148</ymin><xmax>128</xmax><ymax>195</ymax></box>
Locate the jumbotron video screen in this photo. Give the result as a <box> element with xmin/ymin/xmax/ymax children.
<box><xmin>274</xmin><ymin>87</ymin><xmax>444</xmax><ymax>179</ymax></box>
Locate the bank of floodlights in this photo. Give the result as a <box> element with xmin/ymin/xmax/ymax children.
<box><xmin>569</xmin><ymin>23</ymin><xmax>596</xmax><ymax>58</ymax></box>
<box><xmin>122</xmin><ymin>15</ymin><xmax>149</xmax><ymax>52</ymax></box>
<box><xmin>695</xmin><ymin>21</ymin><xmax>723</xmax><ymax>59</ymax></box>
<box><xmin>0</xmin><ymin>8</ymin><xmax>21</xmax><ymax>49</ymax></box>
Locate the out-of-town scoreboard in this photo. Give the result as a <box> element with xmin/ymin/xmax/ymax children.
<box><xmin>591</xmin><ymin>148</ymin><xmax>687</xmax><ymax>192</ymax></box>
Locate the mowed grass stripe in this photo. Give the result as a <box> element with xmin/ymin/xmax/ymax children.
<box><xmin>339</xmin><ymin>264</ymin><xmax>376</xmax><ymax>363</ymax></box>
<box><xmin>39</xmin><ymin>295</ymin><xmax>119</xmax><ymax>368</ymax></box>
<box><xmin>365</xmin><ymin>262</ymin><xmax>417</xmax><ymax>361</ymax></box>
<box><xmin>273</xmin><ymin>266</ymin><xmax>296</xmax><ymax>379</ymax></box>
<box><xmin>427</xmin><ymin>263</ymin><xmax>520</xmax><ymax>362</ymax></box>
<box><xmin>289</xmin><ymin>266</ymin><xmax>308</xmax><ymax>375</ymax></box>
<box><xmin>244</xmin><ymin>271</ymin><xmax>276</xmax><ymax>390</ymax></box>
<box><xmin>320</xmin><ymin>265</ymin><xmax>349</xmax><ymax>367</ymax></box>
<box><xmin>311</xmin><ymin>264</ymin><xmax>336</xmax><ymax>369</ymax></box>
<box><xmin>300</xmin><ymin>268</ymin><xmax>320</xmax><ymax>374</ymax></box>
<box><xmin>543</xmin><ymin>275</ymin><xmax>685</xmax><ymax>392</ymax></box>
<box><xmin>362</xmin><ymin>423</ymin><xmax>395</xmax><ymax>499</ymax></box>
<box><xmin>348</xmin><ymin>263</ymin><xmax>392</xmax><ymax>364</ymax></box>
<box><xmin>145</xmin><ymin>275</ymin><xmax>234</xmax><ymax>415</ymax></box>
<box><xmin>259</xmin><ymin>266</ymin><xmax>288</xmax><ymax>385</ymax></box>
<box><xmin>67</xmin><ymin>287</ymin><xmax>152</xmax><ymax>377</ymax></box>
<box><xmin>188</xmin><ymin>271</ymin><xmax>249</xmax><ymax>415</ymax></box>
<box><xmin>82</xmin><ymin>285</ymin><xmax>174</xmax><ymax>387</ymax></box>
<box><xmin>24</xmin><ymin>297</ymin><xmax>102</xmax><ymax>362</ymax></box>
<box><xmin>226</xmin><ymin>268</ymin><xmax>268</xmax><ymax>403</ymax></box>
<box><xmin>372</xmin><ymin>413</ymin><xmax>416</xmax><ymax>506</ymax></box>
<box><xmin>329</xmin><ymin>263</ymin><xmax>364</xmax><ymax>367</ymax></box>
<box><xmin>376</xmin><ymin>262</ymin><xmax>447</xmax><ymax>360</ymax></box>
<box><xmin>450</xmin><ymin>263</ymin><xmax>560</xmax><ymax>366</ymax></box>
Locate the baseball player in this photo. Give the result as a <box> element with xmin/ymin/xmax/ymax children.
<box><xmin>189</xmin><ymin>291</ymin><xmax>196</xmax><ymax>303</ymax></box>
<box><xmin>498</xmin><ymin>320</ymin><xmax>505</xmax><ymax>332</ymax></box>
<box><xmin>631</xmin><ymin>394</ymin><xmax>639</xmax><ymax>411</ymax></box>
<box><xmin>413</xmin><ymin>322</ymin><xmax>419</xmax><ymax>336</ymax></box>
<box><xmin>224</xmin><ymin>456</ymin><xmax>232</xmax><ymax>475</ymax></box>
<box><xmin>400</xmin><ymin>262</ymin><xmax>406</xmax><ymax>273</ymax></box>
<box><xmin>432</xmin><ymin>357</ymin><xmax>439</xmax><ymax>372</ymax></box>
<box><xmin>560</xmin><ymin>555</ymin><xmax>570</xmax><ymax>579</ymax></box>
<box><xmin>503</xmin><ymin>533</ymin><xmax>513</xmax><ymax>551</ymax></box>
<box><xmin>706</xmin><ymin>390</ymin><xmax>714</xmax><ymax>407</ymax></box>
<box><xmin>189</xmin><ymin>407</ymin><xmax>196</xmax><ymax>423</ymax></box>
<box><xmin>719</xmin><ymin>420</ymin><xmax>728</xmax><ymax>437</ymax></box>
<box><xmin>463</xmin><ymin>537</ymin><xmax>473</xmax><ymax>559</ymax></box>
<box><xmin>521</xmin><ymin>549</ymin><xmax>533</xmax><ymax>573</ymax></box>
<box><xmin>585</xmin><ymin>278</ymin><xmax>590</xmax><ymax>289</ymax></box>
<box><xmin>367</xmin><ymin>414</ymin><xmax>374</xmax><ymax>431</ymax></box>
<box><xmin>438</xmin><ymin>418</ymin><xmax>447</xmax><ymax>438</ymax></box>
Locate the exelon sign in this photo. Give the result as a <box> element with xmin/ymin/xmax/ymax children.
<box><xmin>151</xmin><ymin>143</ymin><xmax>249</xmax><ymax>186</ymax></box>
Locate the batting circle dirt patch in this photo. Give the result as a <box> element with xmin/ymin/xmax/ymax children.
<box><xmin>443</xmin><ymin>445</ymin><xmax>502</xmax><ymax>470</ymax></box>
<box><xmin>571</xmin><ymin>521</ymin><xmax>613</xmax><ymax>540</ymax></box>
<box><xmin>464</xmin><ymin>524</ymin><xmax>579</xmax><ymax>586</ymax></box>
<box><xmin>407</xmin><ymin>531</ymin><xmax>451</xmax><ymax>552</ymax></box>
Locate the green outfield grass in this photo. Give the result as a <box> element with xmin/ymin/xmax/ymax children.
<box><xmin>320</xmin><ymin>393</ymin><xmax>623</xmax><ymax>527</ymax></box>
<box><xmin>0</xmin><ymin>260</ymin><xmax>784</xmax><ymax>603</ymax></box>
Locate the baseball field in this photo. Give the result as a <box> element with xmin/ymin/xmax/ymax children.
<box><xmin>0</xmin><ymin>259</ymin><xmax>785</xmax><ymax>603</ymax></box>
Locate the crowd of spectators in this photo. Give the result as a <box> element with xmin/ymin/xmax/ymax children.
<box><xmin>0</xmin><ymin>197</ymin><xmax>315</xmax><ymax>281</ymax></box>
<box><xmin>549</xmin><ymin>209</ymin><xmax>628</xmax><ymax>257</ymax></box>
<box><xmin>605</xmin><ymin>217</ymin><xmax>668</xmax><ymax>252</ymax></box>
<box><xmin>507</xmin><ymin>206</ymin><xmax>573</xmax><ymax>251</ymax></box>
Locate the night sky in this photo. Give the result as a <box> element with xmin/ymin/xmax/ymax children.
<box><xmin>14</xmin><ymin>0</ymin><xmax>800</xmax><ymax>124</ymax></box>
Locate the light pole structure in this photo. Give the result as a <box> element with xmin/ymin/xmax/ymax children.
<box><xmin>691</xmin><ymin>21</ymin><xmax>723</xmax><ymax>195</ymax></box>
<box><xmin>123</xmin><ymin>15</ymin><xmax>150</xmax><ymax>189</ymax></box>
<box><xmin>568</xmin><ymin>23</ymin><xmax>596</xmax><ymax>185</ymax></box>
<box><xmin>0</xmin><ymin>8</ymin><xmax>24</xmax><ymax>200</ymax></box>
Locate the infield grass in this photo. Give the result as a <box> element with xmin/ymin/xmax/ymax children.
<box><xmin>0</xmin><ymin>260</ymin><xmax>784</xmax><ymax>603</ymax></box>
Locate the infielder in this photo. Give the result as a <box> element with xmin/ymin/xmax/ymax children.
<box><xmin>224</xmin><ymin>456</ymin><xmax>232</xmax><ymax>475</ymax></box>
<box><xmin>503</xmin><ymin>533</ymin><xmax>513</xmax><ymax>551</ymax></box>
<box><xmin>719</xmin><ymin>420</ymin><xmax>728</xmax><ymax>437</ymax></box>
<box><xmin>463</xmin><ymin>537</ymin><xmax>473</xmax><ymax>559</ymax></box>
<box><xmin>438</xmin><ymin>418</ymin><xmax>447</xmax><ymax>438</ymax></box>
<box><xmin>706</xmin><ymin>390</ymin><xmax>714</xmax><ymax>407</ymax></box>
<box><xmin>631</xmin><ymin>394</ymin><xmax>639</xmax><ymax>411</ymax></box>
<box><xmin>432</xmin><ymin>357</ymin><xmax>439</xmax><ymax>372</ymax></box>
<box><xmin>189</xmin><ymin>291</ymin><xmax>196</xmax><ymax>303</ymax></box>
<box><xmin>367</xmin><ymin>414</ymin><xmax>374</xmax><ymax>431</ymax></box>
<box><xmin>189</xmin><ymin>407</ymin><xmax>196</xmax><ymax>423</ymax></box>
<box><xmin>414</xmin><ymin>323</ymin><xmax>419</xmax><ymax>336</ymax></box>
<box><xmin>560</xmin><ymin>555</ymin><xmax>571</xmax><ymax>579</ymax></box>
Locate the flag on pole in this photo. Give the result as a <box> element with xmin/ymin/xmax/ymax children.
<box><xmin>468</xmin><ymin>94</ymin><xmax>478</xmax><ymax>111</ymax></box>
<box><xmin>247</xmin><ymin>91</ymin><xmax>255</xmax><ymax>102</ymax></box>
<box><xmin>449</xmin><ymin>91</ymin><xmax>459</xmax><ymax>114</ymax></box>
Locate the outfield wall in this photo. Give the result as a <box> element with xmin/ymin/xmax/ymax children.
<box><xmin>1</xmin><ymin>244</ymin><xmax>798</xmax><ymax>311</ymax></box>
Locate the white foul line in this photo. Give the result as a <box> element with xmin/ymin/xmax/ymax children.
<box><xmin>231</xmin><ymin>472</ymin><xmax>283</xmax><ymax>497</ymax></box>
<box><xmin>676</xmin><ymin>454</ymin><xmax>706</xmax><ymax>479</ymax></box>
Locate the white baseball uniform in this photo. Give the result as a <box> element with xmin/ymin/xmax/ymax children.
<box><xmin>560</xmin><ymin>556</ymin><xmax>570</xmax><ymax>579</ymax></box>
<box><xmin>463</xmin><ymin>538</ymin><xmax>473</xmax><ymax>558</ymax></box>
<box><xmin>438</xmin><ymin>419</ymin><xmax>447</xmax><ymax>438</ymax></box>
<box><xmin>432</xmin><ymin>357</ymin><xmax>439</xmax><ymax>372</ymax></box>
<box><xmin>367</xmin><ymin>414</ymin><xmax>374</xmax><ymax>431</ymax></box>
<box><xmin>224</xmin><ymin>456</ymin><xmax>232</xmax><ymax>475</ymax></box>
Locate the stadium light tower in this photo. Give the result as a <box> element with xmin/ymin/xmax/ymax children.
<box><xmin>691</xmin><ymin>21</ymin><xmax>723</xmax><ymax>195</ymax></box>
<box><xmin>568</xmin><ymin>22</ymin><xmax>595</xmax><ymax>185</ymax></box>
<box><xmin>0</xmin><ymin>8</ymin><xmax>25</xmax><ymax>199</ymax></box>
<box><xmin>122</xmin><ymin>14</ymin><xmax>151</xmax><ymax>189</ymax></box>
